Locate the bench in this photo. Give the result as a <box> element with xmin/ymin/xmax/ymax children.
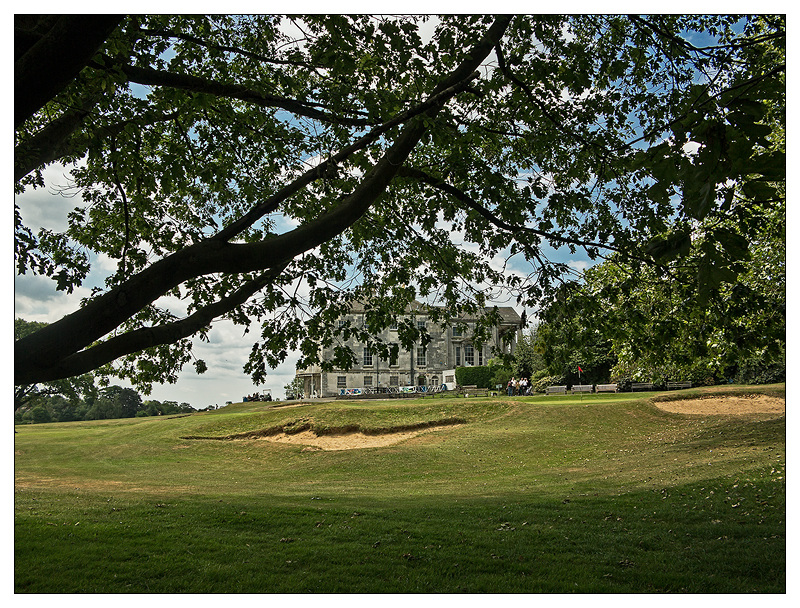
<box><xmin>572</xmin><ymin>384</ymin><xmax>594</xmax><ymax>393</ymax></box>
<box><xmin>545</xmin><ymin>385</ymin><xmax>567</xmax><ymax>395</ymax></box>
<box><xmin>631</xmin><ymin>382</ymin><xmax>655</xmax><ymax>392</ymax></box>
<box><xmin>667</xmin><ymin>381</ymin><xmax>692</xmax><ymax>390</ymax></box>
<box><xmin>596</xmin><ymin>384</ymin><xmax>618</xmax><ymax>393</ymax></box>
<box><xmin>459</xmin><ymin>385</ymin><xmax>489</xmax><ymax>397</ymax></box>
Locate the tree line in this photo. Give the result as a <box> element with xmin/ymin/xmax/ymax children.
<box><xmin>15</xmin><ymin>383</ymin><xmax>194</xmax><ymax>425</ymax></box>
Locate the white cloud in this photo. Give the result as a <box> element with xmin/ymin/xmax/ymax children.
<box><xmin>15</xmin><ymin>162</ymin><xmax>84</xmax><ymax>233</ymax></box>
<box><xmin>567</xmin><ymin>259</ymin><xmax>591</xmax><ymax>274</ymax></box>
<box><xmin>14</xmin><ymin>274</ymin><xmax>93</xmax><ymax>323</ymax></box>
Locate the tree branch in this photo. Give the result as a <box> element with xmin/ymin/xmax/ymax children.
<box><xmin>14</xmin><ymin>15</ymin><xmax>512</xmax><ymax>386</ymax></box>
<box><xmin>97</xmin><ymin>57</ymin><xmax>371</xmax><ymax>127</ymax></box>
<box><xmin>213</xmin><ymin>66</ymin><xmax>485</xmax><ymax>242</ymax></box>
<box><xmin>136</xmin><ymin>25</ymin><xmax>322</xmax><ymax>70</ymax></box>
<box><xmin>15</xmin><ymin>103</ymin><xmax>180</xmax><ymax>183</ymax></box>
<box><xmin>29</xmin><ymin>264</ymin><xmax>289</xmax><ymax>383</ymax></box>
<box><xmin>15</xmin><ymin>15</ymin><xmax>123</xmax><ymax>129</ymax></box>
<box><xmin>397</xmin><ymin>165</ymin><xmax>666</xmax><ymax>270</ymax></box>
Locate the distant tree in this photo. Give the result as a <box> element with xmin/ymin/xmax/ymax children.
<box><xmin>512</xmin><ymin>328</ymin><xmax>547</xmax><ymax>380</ymax></box>
<box><xmin>25</xmin><ymin>405</ymin><xmax>52</xmax><ymax>424</ymax></box>
<box><xmin>84</xmin><ymin>385</ymin><xmax>142</xmax><ymax>420</ymax></box>
<box><xmin>284</xmin><ymin>377</ymin><xmax>305</xmax><ymax>400</ymax></box>
<box><xmin>14</xmin><ymin>15</ymin><xmax>784</xmax><ymax>395</ymax></box>
<box><xmin>537</xmin><ymin>194</ymin><xmax>785</xmax><ymax>385</ymax></box>
<box><xmin>535</xmin><ymin>304</ymin><xmax>616</xmax><ymax>386</ymax></box>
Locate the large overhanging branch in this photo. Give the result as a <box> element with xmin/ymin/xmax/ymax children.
<box><xmin>97</xmin><ymin>57</ymin><xmax>371</xmax><ymax>127</ymax></box>
<box><xmin>15</xmin><ymin>68</ymin><xmax>483</xmax><ymax>377</ymax></box>
<box><xmin>30</xmin><ymin>264</ymin><xmax>289</xmax><ymax>383</ymax></box>
<box><xmin>14</xmin><ymin>15</ymin><xmax>512</xmax><ymax>386</ymax></box>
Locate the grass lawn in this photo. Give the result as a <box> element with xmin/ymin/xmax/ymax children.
<box><xmin>14</xmin><ymin>385</ymin><xmax>785</xmax><ymax>593</ymax></box>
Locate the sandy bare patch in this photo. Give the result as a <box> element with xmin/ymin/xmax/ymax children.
<box><xmin>655</xmin><ymin>395</ymin><xmax>785</xmax><ymax>416</ymax></box>
<box><xmin>258</xmin><ymin>424</ymin><xmax>462</xmax><ymax>451</ymax></box>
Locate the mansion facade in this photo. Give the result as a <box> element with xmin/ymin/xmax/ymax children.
<box><xmin>296</xmin><ymin>301</ymin><xmax>524</xmax><ymax>398</ymax></box>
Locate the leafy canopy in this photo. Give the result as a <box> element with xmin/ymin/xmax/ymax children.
<box><xmin>14</xmin><ymin>15</ymin><xmax>785</xmax><ymax>392</ymax></box>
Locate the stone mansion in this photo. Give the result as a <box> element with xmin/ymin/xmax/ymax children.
<box><xmin>296</xmin><ymin>301</ymin><xmax>524</xmax><ymax>398</ymax></box>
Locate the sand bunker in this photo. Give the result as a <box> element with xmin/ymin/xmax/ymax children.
<box><xmin>257</xmin><ymin>424</ymin><xmax>462</xmax><ymax>451</ymax></box>
<box><xmin>654</xmin><ymin>395</ymin><xmax>785</xmax><ymax>416</ymax></box>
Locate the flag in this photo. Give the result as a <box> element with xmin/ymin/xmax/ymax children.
<box><xmin>578</xmin><ymin>366</ymin><xmax>583</xmax><ymax>373</ymax></box>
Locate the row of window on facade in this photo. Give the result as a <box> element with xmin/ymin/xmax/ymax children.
<box><xmin>337</xmin><ymin>375</ymin><xmax>441</xmax><ymax>388</ymax></box>
<box><xmin>359</xmin><ymin>343</ymin><xmax>485</xmax><ymax>368</ymax></box>
<box><xmin>339</xmin><ymin>317</ymin><xmax>472</xmax><ymax>337</ymax></box>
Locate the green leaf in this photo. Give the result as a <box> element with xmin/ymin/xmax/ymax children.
<box><xmin>713</xmin><ymin>228</ymin><xmax>750</xmax><ymax>262</ymax></box>
<box><xmin>747</xmin><ymin>151</ymin><xmax>786</xmax><ymax>180</ymax></box>
<box><xmin>682</xmin><ymin>173</ymin><xmax>715</xmax><ymax>220</ymax></box>
<box><xmin>742</xmin><ymin>180</ymin><xmax>778</xmax><ymax>201</ymax></box>
<box><xmin>645</xmin><ymin>230</ymin><xmax>691</xmax><ymax>262</ymax></box>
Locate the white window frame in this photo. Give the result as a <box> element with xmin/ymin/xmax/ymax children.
<box><xmin>465</xmin><ymin>344</ymin><xmax>474</xmax><ymax>366</ymax></box>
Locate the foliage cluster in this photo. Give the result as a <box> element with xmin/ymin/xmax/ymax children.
<box><xmin>534</xmin><ymin>194</ymin><xmax>785</xmax><ymax>385</ymax></box>
<box><xmin>14</xmin><ymin>15</ymin><xmax>785</xmax><ymax>396</ymax></box>
<box><xmin>283</xmin><ymin>376</ymin><xmax>305</xmax><ymax>400</ymax></box>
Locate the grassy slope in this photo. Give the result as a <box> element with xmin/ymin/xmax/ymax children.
<box><xmin>15</xmin><ymin>385</ymin><xmax>785</xmax><ymax>593</ymax></box>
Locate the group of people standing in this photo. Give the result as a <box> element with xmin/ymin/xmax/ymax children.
<box><xmin>507</xmin><ymin>377</ymin><xmax>531</xmax><ymax>396</ymax></box>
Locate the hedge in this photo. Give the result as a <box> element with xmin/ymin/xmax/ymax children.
<box><xmin>455</xmin><ymin>366</ymin><xmax>495</xmax><ymax>389</ymax></box>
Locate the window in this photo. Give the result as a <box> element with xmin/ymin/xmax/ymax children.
<box><xmin>363</xmin><ymin>347</ymin><xmax>373</xmax><ymax>366</ymax></box>
<box><xmin>417</xmin><ymin>319</ymin><xmax>426</xmax><ymax>330</ymax></box>
<box><xmin>337</xmin><ymin>376</ymin><xmax>347</xmax><ymax>388</ymax></box>
<box><xmin>452</xmin><ymin>326</ymin><xmax>462</xmax><ymax>338</ymax></box>
<box><xmin>478</xmin><ymin>347</ymin><xmax>484</xmax><ymax>366</ymax></box>
<box><xmin>465</xmin><ymin>344</ymin><xmax>474</xmax><ymax>366</ymax></box>
<box><xmin>389</xmin><ymin>375</ymin><xmax>399</xmax><ymax>386</ymax></box>
<box><xmin>363</xmin><ymin>376</ymin><xmax>373</xmax><ymax>387</ymax></box>
<box><xmin>338</xmin><ymin>319</ymin><xmax>347</xmax><ymax>329</ymax></box>
<box><xmin>416</xmin><ymin>347</ymin><xmax>426</xmax><ymax>367</ymax></box>
<box><xmin>455</xmin><ymin>346</ymin><xmax>461</xmax><ymax>366</ymax></box>
<box><xmin>389</xmin><ymin>344</ymin><xmax>399</xmax><ymax>367</ymax></box>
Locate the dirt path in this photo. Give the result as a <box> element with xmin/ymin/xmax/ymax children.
<box><xmin>654</xmin><ymin>395</ymin><xmax>785</xmax><ymax>416</ymax></box>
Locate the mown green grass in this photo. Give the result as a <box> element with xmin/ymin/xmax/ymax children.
<box><xmin>15</xmin><ymin>385</ymin><xmax>785</xmax><ymax>593</ymax></box>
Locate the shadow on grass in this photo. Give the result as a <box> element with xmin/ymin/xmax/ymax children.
<box><xmin>15</xmin><ymin>470</ymin><xmax>785</xmax><ymax>593</ymax></box>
